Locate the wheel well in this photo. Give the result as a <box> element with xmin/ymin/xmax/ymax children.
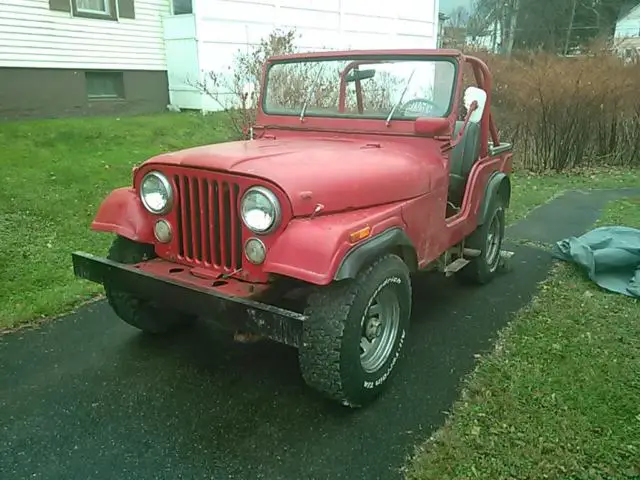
<box><xmin>333</xmin><ymin>227</ymin><xmax>419</xmax><ymax>280</ymax></box>
<box><xmin>497</xmin><ymin>176</ymin><xmax>511</xmax><ymax>208</ymax></box>
<box><xmin>479</xmin><ymin>173</ymin><xmax>511</xmax><ymax>225</ymax></box>
<box><xmin>388</xmin><ymin>245</ymin><xmax>419</xmax><ymax>273</ymax></box>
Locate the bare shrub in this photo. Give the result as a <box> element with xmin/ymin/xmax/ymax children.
<box><xmin>477</xmin><ymin>50</ymin><xmax>640</xmax><ymax>171</ymax></box>
<box><xmin>193</xmin><ymin>28</ymin><xmax>299</xmax><ymax>140</ymax></box>
<box><xmin>360</xmin><ymin>71</ymin><xmax>404</xmax><ymax>112</ymax></box>
<box><xmin>194</xmin><ymin>28</ymin><xmax>402</xmax><ymax>134</ymax></box>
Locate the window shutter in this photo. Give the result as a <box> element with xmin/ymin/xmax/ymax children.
<box><xmin>49</xmin><ymin>0</ymin><xmax>71</xmax><ymax>12</ymax></box>
<box><xmin>118</xmin><ymin>0</ymin><xmax>135</xmax><ymax>19</ymax></box>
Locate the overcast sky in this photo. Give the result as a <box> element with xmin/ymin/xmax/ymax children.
<box><xmin>441</xmin><ymin>0</ymin><xmax>473</xmax><ymax>13</ymax></box>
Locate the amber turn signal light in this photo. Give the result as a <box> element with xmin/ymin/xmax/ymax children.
<box><xmin>349</xmin><ymin>226</ymin><xmax>371</xmax><ymax>244</ymax></box>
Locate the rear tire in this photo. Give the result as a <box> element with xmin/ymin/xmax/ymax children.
<box><xmin>298</xmin><ymin>254</ymin><xmax>412</xmax><ymax>408</ymax></box>
<box><xmin>104</xmin><ymin>236</ymin><xmax>194</xmax><ymax>334</ymax></box>
<box><xmin>457</xmin><ymin>195</ymin><xmax>506</xmax><ymax>285</ymax></box>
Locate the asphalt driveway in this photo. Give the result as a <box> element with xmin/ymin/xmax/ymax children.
<box><xmin>2</xmin><ymin>189</ymin><xmax>635</xmax><ymax>480</ymax></box>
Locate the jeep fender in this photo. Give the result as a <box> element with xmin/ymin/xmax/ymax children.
<box><xmin>478</xmin><ymin>172</ymin><xmax>511</xmax><ymax>225</ymax></box>
<box><xmin>91</xmin><ymin>187</ymin><xmax>155</xmax><ymax>244</ymax></box>
<box><xmin>333</xmin><ymin>227</ymin><xmax>417</xmax><ymax>280</ymax></box>
<box><xmin>264</xmin><ymin>205</ymin><xmax>416</xmax><ymax>285</ymax></box>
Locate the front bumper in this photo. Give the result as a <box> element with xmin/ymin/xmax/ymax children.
<box><xmin>71</xmin><ymin>252</ymin><xmax>306</xmax><ymax>347</ymax></box>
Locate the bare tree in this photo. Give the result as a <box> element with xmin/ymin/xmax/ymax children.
<box><xmin>188</xmin><ymin>28</ymin><xmax>299</xmax><ymax>139</ymax></box>
<box><xmin>447</xmin><ymin>6</ymin><xmax>470</xmax><ymax>27</ymax></box>
<box><xmin>582</xmin><ymin>0</ymin><xmax>602</xmax><ymax>31</ymax></box>
<box><xmin>466</xmin><ymin>0</ymin><xmax>497</xmax><ymax>50</ymax></box>
<box><xmin>563</xmin><ymin>0</ymin><xmax>579</xmax><ymax>54</ymax></box>
<box><xmin>467</xmin><ymin>0</ymin><xmax>521</xmax><ymax>55</ymax></box>
<box><xmin>502</xmin><ymin>0</ymin><xmax>522</xmax><ymax>57</ymax></box>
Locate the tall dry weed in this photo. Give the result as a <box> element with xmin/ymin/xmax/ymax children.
<box><xmin>480</xmin><ymin>51</ymin><xmax>640</xmax><ymax>171</ymax></box>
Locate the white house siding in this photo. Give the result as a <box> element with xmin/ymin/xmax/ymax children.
<box><xmin>0</xmin><ymin>0</ymin><xmax>169</xmax><ymax>70</ymax></box>
<box><xmin>466</xmin><ymin>22</ymin><xmax>502</xmax><ymax>53</ymax></box>
<box><xmin>163</xmin><ymin>0</ymin><xmax>440</xmax><ymax>110</ymax></box>
<box><xmin>163</xmin><ymin>13</ymin><xmax>200</xmax><ymax>109</ymax></box>
<box><xmin>615</xmin><ymin>5</ymin><xmax>640</xmax><ymax>39</ymax></box>
<box><xmin>614</xmin><ymin>5</ymin><xmax>640</xmax><ymax>60</ymax></box>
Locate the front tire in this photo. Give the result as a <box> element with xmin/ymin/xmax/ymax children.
<box><xmin>299</xmin><ymin>254</ymin><xmax>412</xmax><ymax>407</ymax></box>
<box><xmin>104</xmin><ymin>236</ymin><xmax>194</xmax><ymax>334</ymax></box>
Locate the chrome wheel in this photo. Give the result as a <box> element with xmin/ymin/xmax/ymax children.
<box><xmin>360</xmin><ymin>288</ymin><xmax>401</xmax><ymax>373</ymax></box>
<box><xmin>485</xmin><ymin>210</ymin><xmax>503</xmax><ymax>271</ymax></box>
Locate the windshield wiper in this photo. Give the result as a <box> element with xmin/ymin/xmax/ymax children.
<box><xmin>385</xmin><ymin>68</ymin><xmax>417</xmax><ymax>126</ymax></box>
<box><xmin>300</xmin><ymin>64</ymin><xmax>326</xmax><ymax>122</ymax></box>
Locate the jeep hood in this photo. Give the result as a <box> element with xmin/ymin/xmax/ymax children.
<box><xmin>147</xmin><ymin>137</ymin><xmax>445</xmax><ymax>217</ymax></box>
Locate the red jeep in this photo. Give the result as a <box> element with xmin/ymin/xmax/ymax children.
<box><xmin>72</xmin><ymin>49</ymin><xmax>513</xmax><ymax>408</ymax></box>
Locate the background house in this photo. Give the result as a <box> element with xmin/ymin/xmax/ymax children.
<box><xmin>0</xmin><ymin>0</ymin><xmax>438</xmax><ymax>118</ymax></box>
<box><xmin>0</xmin><ymin>0</ymin><xmax>170</xmax><ymax>119</ymax></box>
<box><xmin>0</xmin><ymin>0</ymin><xmax>440</xmax><ymax>119</ymax></box>
<box><xmin>163</xmin><ymin>0</ymin><xmax>441</xmax><ymax>112</ymax></box>
<box><xmin>465</xmin><ymin>20</ymin><xmax>501</xmax><ymax>53</ymax></box>
<box><xmin>614</xmin><ymin>2</ymin><xmax>640</xmax><ymax>61</ymax></box>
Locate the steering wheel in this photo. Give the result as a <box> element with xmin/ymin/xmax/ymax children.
<box><xmin>398</xmin><ymin>98</ymin><xmax>439</xmax><ymax>117</ymax></box>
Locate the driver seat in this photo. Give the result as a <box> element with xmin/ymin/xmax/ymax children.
<box><xmin>448</xmin><ymin>86</ymin><xmax>486</xmax><ymax>207</ymax></box>
<box><xmin>447</xmin><ymin>120</ymin><xmax>482</xmax><ymax>206</ymax></box>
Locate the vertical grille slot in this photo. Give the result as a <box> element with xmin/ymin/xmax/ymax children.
<box><xmin>217</xmin><ymin>181</ymin><xmax>228</xmax><ymax>268</ymax></box>
<box><xmin>210</xmin><ymin>180</ymin><xmax>221</xmax><ymax>266</ymax></box>
<box><xmin>174</xmin><ymin>172</ymin><xmax>243</xmax><ymax>272</ymax></box>
<box><xmin>232</xmin><ymin>183</ymin><xmax>243</xmax><ymax>270</ymax></box>
<box><xmin>190</xmin><ymin>176</ymin><xmax>201</xmax><ymax>261</ymax></box>
<box><xmin>201</xmin><ymin>180</ymin><xmax>212</xmax><ymax>265</ymax></box>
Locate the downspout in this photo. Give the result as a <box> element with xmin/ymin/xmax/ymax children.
<box><xmin>434</xmin><ymin>0</ymin><xmax>441</xmax><ymax>48</ymax></box>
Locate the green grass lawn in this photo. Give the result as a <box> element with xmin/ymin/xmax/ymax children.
<box><xmin>0</xmin><ymin>113</ymin><xmax>638</xmax><ymax>331</ymax></box>
<box><xmin>0</xmin><ymin>112</ymin><xmax>234</xmax><ymax>330</ymax></box>
<box><xmin>406</xmin><ymin>197</ymin><xmax>640</xmax><ymax>480</ymax></box>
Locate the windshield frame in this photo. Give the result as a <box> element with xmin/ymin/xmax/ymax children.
<box><xmin>259</xmin><ymin>53</ymin><xmax>460</xmax><ymax>126</ymax></box>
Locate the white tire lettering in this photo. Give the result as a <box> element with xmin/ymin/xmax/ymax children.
<box><xmin>360</xmin><ymin>274</ymin><xmax>406</xmax><ymax>390</ymax></box>
<box><xmin>363</xmin><ymin>329</ymin><xmax>406</xmax><ymax>389</ymax></box>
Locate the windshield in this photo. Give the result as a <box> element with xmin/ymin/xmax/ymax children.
<box><xmin>263</xmin><ymin>56</ymin><xmax>457</xmax><ymax>121</ymax></box>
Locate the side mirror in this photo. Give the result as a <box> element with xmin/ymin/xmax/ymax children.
<box><xmin>463</xmin><ymin>86</ymin><xmax>487</xmax><ymax>123</ymax></box>
<box><xmin>414</xmin><ymin>117</ymin><xmax>450</xmax><ymax>136</ymax></box>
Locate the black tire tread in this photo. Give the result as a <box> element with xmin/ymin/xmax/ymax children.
<box><xmin>105</xmin><ymin>236</ymin><xmax>193</xmax><ymax>334</ymax></box>
<box><xmin>299</xmin><ymin>253</ymin><xmax>410</xmax><ymax>406</ymax></box>
<box><xmin>457</xmin><ymin>194</ymin><xmax>506</xmax><ymax>285</ymax></box>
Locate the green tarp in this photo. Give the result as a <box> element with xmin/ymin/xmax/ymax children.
<box><xmin>552</xmin><ymin>226</ymin><xmax>640</xmax><ymax>298</ymax></box>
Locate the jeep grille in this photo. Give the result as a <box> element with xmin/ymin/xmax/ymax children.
<box><xmin>173</xmin><ymin>173</ymin><xmax>243</xmax><ymax>272</ymax></box>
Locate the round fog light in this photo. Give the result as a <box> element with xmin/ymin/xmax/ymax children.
<box><xmin>245</xmin><ymin>238</ymin><xmax>266</xmax><ymax>265</ymax></box>
<box><xmin>154</xmin><ymin>219</ymin><xmax>172</xmax><ymax>243</ymax></box>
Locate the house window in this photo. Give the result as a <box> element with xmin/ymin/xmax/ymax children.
<box><xmin>85</xmin><ymin>71</ymin><xmax>125</xmax><ymax>99</ymax></box>
<box><xmin>172</xmin><ymin>0</ymin><xmax>192</xmax><ymax>15</ymax></box>
<box><xmin>78</xmin><ymin>0</ymin><xmax>109</xmax><ymax>14</ymax></box>
<box><xmin>72</xmin><ymin>0</ymin><xmax>117</xmax><ymax>20</ymax></box>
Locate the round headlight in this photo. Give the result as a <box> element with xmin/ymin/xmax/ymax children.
<box><xmin>140</xmin><ymin>171</ymin><xmax>173</xmax><ymax>215</ymax></box>
<box><xmin>154</xmin><ymin>219</ymin><xmax>172</xmax><ymax>243</ymax></box>
<box><xmin>241</xmin><ymin>186</ymin><xmax>281</xmax><ymax>234</ymax></box>
<box><xmin>245</xmin><ymin>238</ymin><xmax>267</xmax><ymax>265</ymax></box>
